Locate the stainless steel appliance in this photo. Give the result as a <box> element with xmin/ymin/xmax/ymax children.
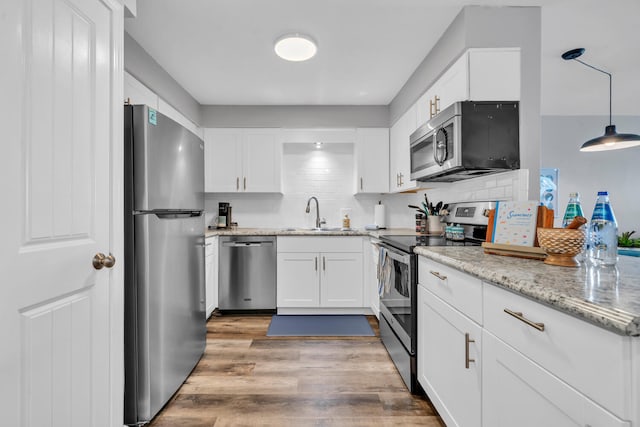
<box><xmin>218</xmin><ymin>236</ymin><xmax>277</xmax><ymax>311</ymax></box>
<box><xmin>378</xmin><ymin>201</ymin><xmax>494</xmax><ymax>393</ymax></box>
<box><xmin>124</xmin><ymin>105</ymin><xmax>206</xmax><ymax>426</ymax></box>
<box><xmin>410</xmin><ymin>101</ymin><xmax>520</xmax><ymax>182</ymax></box>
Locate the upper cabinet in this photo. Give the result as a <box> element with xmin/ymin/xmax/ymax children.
<box><xmin>204</xmin><ymin>128</ymin><xmax>282</xmax><ymax>193</ymax></box>
<box><xmin>124</xmin><ymin>71</ymin><xmax>203</xmax><ymax>139</ymax></box>
<box><xmin>389</xmin><ymin>104</ymin><xmax>418</xmax><ymax>193</ymax></box>
<box><xmin>416</xmin><ymin>48</ymin><xmax>521</xmax><ymax>126</ymax></box>
<box><xmin>124</xmin><ymin>71</ymin><xmax>159</xmax><ymax>109</ymax></box>
<box><xmin>355</xmin><ymin>128</ymin><xmax>389</xmax><ymax>194</ymax></box>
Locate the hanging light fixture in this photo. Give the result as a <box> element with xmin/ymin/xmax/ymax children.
<box><xmin>274</xmin><ymin>33</ymin><xmax>317</xmax><ymax>62</ymax></box>
<box><xmin>561</xmin><ymin>48</ymin><xmax>640</xmax><ymax>152</ymax></box>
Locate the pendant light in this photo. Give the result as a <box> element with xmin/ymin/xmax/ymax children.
<box><xmin>561</xmin><ymin>48</ymin><xmax>640</xmax><ymax>152</ymax></box>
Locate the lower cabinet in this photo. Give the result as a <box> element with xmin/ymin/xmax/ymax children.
<box><xmin>482</xmin><ymin>330</ymin><xmax>629</xmax><ymax>427</ymax></box>
<box><xmin>418</xmin><ymin>285</ymin><xmax>482</xmax><ymax>427</ymax></box>
<box><xmin>277</xmin><ymin>236</ymin><xmax>364</xmax><ymax>311</ymax></box>
<box><xmin>205</xmin><ymin>236</ymin><xmax>218</xmax><ymax>318</ymax></box>
<box><xmin>417</xmin><ymin>256</ymin><xmax>636</xmax><ymax>427</ymax></box>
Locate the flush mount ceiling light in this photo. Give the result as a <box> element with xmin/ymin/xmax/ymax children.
<box><xmin>274</xmin><ymin>33</ymin><xmax>317</xmax><ymax>62</ymax></box>
<box><xmin>561</xmin><ymin>47</ymin><xmax>640</xmax><ymax>152</ymax></box>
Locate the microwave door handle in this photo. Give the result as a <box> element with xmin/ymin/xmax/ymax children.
<box><xmin>434</xmin><ymin>127</ymin><xmax>447</xmax><ymax>166</ymax></box>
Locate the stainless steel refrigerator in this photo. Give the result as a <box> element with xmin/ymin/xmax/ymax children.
<box><xmin>124</xmin><ymin>105</ymin><xmax>206</xmax><ymax>425</ymax></box>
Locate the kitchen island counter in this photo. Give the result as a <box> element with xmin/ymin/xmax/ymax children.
<box><xmin>414</xmin><ymin>246</ymin><xmax>640</xmax><ymax>336</ymax></box>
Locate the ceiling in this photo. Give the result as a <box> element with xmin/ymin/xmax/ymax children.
<box><xmin>125</xmin><ymin>0</ymin><xmax>640</xmax><ymax>115</ymax></box>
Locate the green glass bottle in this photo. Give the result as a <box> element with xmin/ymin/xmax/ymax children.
<box><xmin>561</xmin><ymin>192</ymin><xmax>584</xmax><ymax>228</ymax></box>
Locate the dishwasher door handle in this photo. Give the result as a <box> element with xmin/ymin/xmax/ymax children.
<box><xmin>222</xmin><ymin>241</ymin><xmax>274</xmax><ymax>247</ymax></box>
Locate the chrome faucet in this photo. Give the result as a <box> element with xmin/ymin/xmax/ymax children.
<box><xmin>305</xmin><ymin>196</ymin><xmax>321</xmax><ymax>229</ymax></box>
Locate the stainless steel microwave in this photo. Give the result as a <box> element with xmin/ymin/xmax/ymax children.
<box><xmin>409</xmin><ymin>101</ymin><xmax>520</xmax><ymax>182</ymax></box>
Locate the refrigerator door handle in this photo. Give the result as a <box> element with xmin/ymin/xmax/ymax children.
<box><xmin>154</xmin><ymin>211</ymin><xmax>203</xmax><ymax>219</ymax></box>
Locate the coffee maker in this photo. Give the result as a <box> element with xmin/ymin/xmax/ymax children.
<box><xmin>217</xmin><ymin>202</ymin><xmax>232</xmax><ymax>228</ymax></box>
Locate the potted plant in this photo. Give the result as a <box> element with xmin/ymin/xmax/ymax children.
<box><xmin>617</xmin><ymin>231</ymin><xmax>640</xmax><ymax>257</ymax></box>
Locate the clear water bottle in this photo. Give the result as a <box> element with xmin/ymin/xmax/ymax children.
<box><xmin>588</xmin><ymin>191</ymin><xmax>618</xmax><ymax>266</ymax></box>
<box><xmin>562</xmin><ymin>192</ymin><xmax>584</xmax><ymax>228</ymax></box>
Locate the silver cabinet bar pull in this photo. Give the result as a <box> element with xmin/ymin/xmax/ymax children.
<box><xmin>322</xmin><ymin>256</ymin><xmax>326</xmax><ymax>271</ymax></box>
<box><xmin>236</xmin><ymin>177</ymin><xmax>239</xmax><ymax>190</ymax></box>
<box><xmin>429</xmin><ymin>270</ymin><xmax>447</xmax><ymax>281</ymax></box>
<box><xmin>504</xmin><ymin>308</ymin><xmax>545</xmax><ymax>331</ymax></box>
<box><xmin>315</xmin><ymin>257</ymin><xmax>318</xmax><ymax>271</ymax></box>
<box><xmin>360</xmin><ymin>177</ymin><xmax>363</xmax><ymax>190</ymax></box>
<box><xmin>244</xmin><ymin>177</ymin><xmax>247</xmax><ymax>190</ymax></box>
<box><xmin>465</xmin><ymin>333</ymin><xmax>475</xmax><ymax>369</ymax></box>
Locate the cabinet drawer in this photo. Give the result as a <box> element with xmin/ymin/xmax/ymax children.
<box><xmin>418</xmin><ymin>257</ymin><xmax>482</xmax><ymax>324</ymax></box>
<box><xmin>277</xmin><ymin>236</ymin><xmax>362</xmax><ymax>253</ymax></box>
<box><xmin>483</xmin><ymin>283</ymin><xmax>631</xmax><ymax>419</ymax></box>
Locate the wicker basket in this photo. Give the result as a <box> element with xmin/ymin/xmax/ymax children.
<box><xmin>536</xmin><ymin>227</ymin><xmax>586</xmax><ymax>267</ymax></box>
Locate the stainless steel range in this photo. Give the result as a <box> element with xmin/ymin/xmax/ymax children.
<box><xmin>377</xmin><ymin>201</ymin><xmax>495</xmax><ymax>393</ymax></box>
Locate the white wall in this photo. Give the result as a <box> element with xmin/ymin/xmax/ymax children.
<box><xmin>541</xmin><ymin>115</ymin><xmax>640</xmax><ymax>232</ymax></box>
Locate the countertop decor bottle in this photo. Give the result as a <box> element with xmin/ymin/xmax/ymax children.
<box><xmin>588</xmin><ymin>191</ymin><xmax>618</xmax><ymax>266</ymax></box>
<box><xmin>562</xmin><ymin>192</ymin><xmax>584</xmax><ymax>228</ymax></box>
<box><xmin>342</xmin><ymin>214</ymin><xmax>351</xmax><ymax>230</ymax></box>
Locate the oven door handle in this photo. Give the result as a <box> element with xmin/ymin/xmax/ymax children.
<box><xmin>380</xmin><ymin>244</ymin><xmax>411</xmax><ymax>264</ymax></box>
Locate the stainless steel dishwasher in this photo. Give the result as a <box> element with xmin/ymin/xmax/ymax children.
<box><xmin>218</xmin><ymin>236</ymin><xmax>276</xmax><ymax>311</ymax></box>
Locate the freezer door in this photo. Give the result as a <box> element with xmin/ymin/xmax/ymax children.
<box><xmin>130</xmin><ymin>105</ymin><xmax>204</xmax><ymax>211</ymax></box>
<box><xmin>133</xmin><ymin>211</ymin><xmax>206</xmax><ymax>422</ymax></box>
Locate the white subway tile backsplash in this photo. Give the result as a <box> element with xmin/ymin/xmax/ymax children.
<box><xmin>205</xmin><ymin>141</ymin><xmax>529</xmax><ymax>229</ymax></box>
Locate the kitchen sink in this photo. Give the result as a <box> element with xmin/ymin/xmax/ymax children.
<box><xmin>280</xmin><ymin>227</ymin><xmax>344</xmax><ymax>232</ymax></box>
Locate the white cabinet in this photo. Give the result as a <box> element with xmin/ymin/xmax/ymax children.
<box><xmin>124</xmin><ymin>71</ymin><xmax>158</xmax><ymax>109</ymax></box>
<box><xmin>483</xmin><ymin>330</ymin><xmax>628</xmax><ymax>427</ymax></box>
<box><xmin>483</xmin><ymin>281</ymin><xmax>632</xmax><ymax>425</ymax></box>
<box><xmin>417</xmin><ymin>258</ymin><xmax>482</xmax><ymax>427</ymax></box>
<box><xmin>276</xmin><ymin>252</ymin><xmax>319</xmax><ymax>307</ymax></box>
<box><xmin>415</xmin><ymin>48</ymin><xmax>521</xmax><ymax>126</ymax></box>
<box><xmin>277</xmin><ymin>237</ymin><xmax>364</xmax><ymax>311</ymax></box>
<box><xmin>417</xmin><ymin>255</ymin><xmax>638</xmax><ymax>427</ymax></box>
<box><xmin>365</xmin><ymin>238</ymin><xmax>380</xmax><ymax>319</ymax></box>
<box><xmin>389</xmin><ymin>104</ymin><xmax>418</xmax><ymax>193</ymax></box>
<box><xmin>355</xmin><ymin>128</ymin><xmax>389</xmax><ymax>193</ymax></box>
<box><xmin>204</xmin><ymin>128</ymin><xmax>282</xmax><ymax>193</ymax></box>
<box><xmin>124</xmin><ymin>71</ymin><xmax>202</xmax><ymax>139</ymax></box>
<box><xmin>205</xmin><ymin>236</ymin><xmax>218</xmax><ymax>318</ymax></box>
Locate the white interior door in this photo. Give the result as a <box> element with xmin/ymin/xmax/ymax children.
<box><xmin>0</xmin><ymin>0</ymin><xmax>123</xmax><ymax>426</ymax></box>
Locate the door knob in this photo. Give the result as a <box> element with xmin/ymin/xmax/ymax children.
<box><xmin>93</xmin><ymin>253</ymin><xmax>116</xmax><ymax>270</ymax></box>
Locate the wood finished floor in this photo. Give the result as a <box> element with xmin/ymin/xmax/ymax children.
<box><xmin>149</xmin><ymin>315</ymin><xmax>445</xmax><ymax>427</ymax></box>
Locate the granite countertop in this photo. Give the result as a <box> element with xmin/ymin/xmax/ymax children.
<box><xmin>205</xmin><ymin>227</ymin><xmax>417</xmax><ymax>238</ymax></box>
<box><xmin>414</xmin><ymin>246</ymin><xmax>640</xmax><ymax>336</ymax></box>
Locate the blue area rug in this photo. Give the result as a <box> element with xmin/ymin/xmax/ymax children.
<box><xmin>266</xmin><ymin>315</ymin><xmax>375</xmax><ymax>337</ymax></box>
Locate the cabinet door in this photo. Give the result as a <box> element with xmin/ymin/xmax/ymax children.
<box><xmin>277</xmin><ymin>252</ymin><xmax>319</xmax><ymax>307</ymax></box>
<box><xmin>320</xmin><ymin>252</ymin><xmax>363</xmax><ymax>307</ymax></box>
<box><xmin>124</xmin><ymin>71</ymin><xmax>159</xmax><ymax>109</ymax></box>
<box><xmin>418</xmin><ymin>286</ymin><xmax>481</xmax><ymax>427</ymax></box>
<box><xmin>389</xmin><ymin>105</ymin><xmax>417</xmax><ymax>193</ymax></box>
<box><xmin>389</xmin><ymin>119</ymin><xmax>403</xmax><ymax>191</ymax></box>
<box><xmin>204</xmin><ymin>128</ymin><xmax>242</xmax><ymax>192</ymax></box>
<box><xmin>205</xmin><ymin>237</ymin><xmax>218</xmax><ymax>318</ymax></box>
<box><xmin>483</xmin><ymin>330</ymin><xmax>629</xmax><ymax>427</ymax></box>
<box><xmin>365</xmin><ymin>240</ymin><xmax>380</xmax><ymax>317</ymax></box>
<box><xmin>355</xmin><ymin>128</ymin><xmax>389</xmax><ymax>193</ymax></box>
<box><xmin>243</xmin><ymin>129</ymin><xmax>281</xmax><ymax>193</ymax></box>
<box><xmin>469</xmin><ymin>49</ymin><xmax>520</xmax><ymax>101</ymax></box>
<box><xmin>435</xmin><ymin>53</ymin><xmax>469</xmax><ymax>113</ymax></box>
